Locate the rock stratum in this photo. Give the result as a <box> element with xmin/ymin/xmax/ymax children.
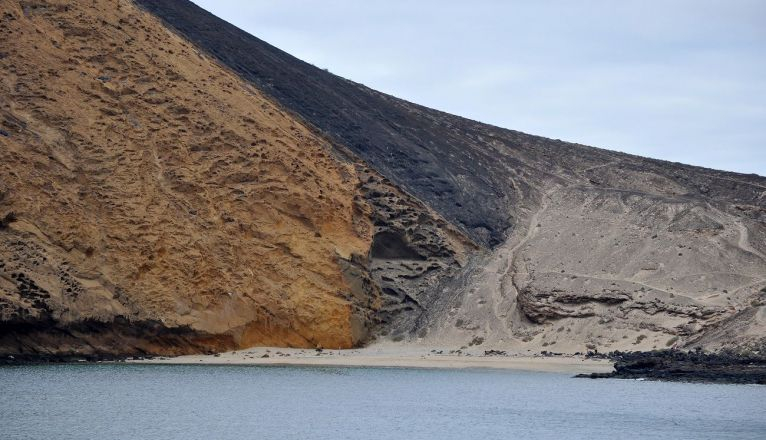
<box><xmin>1</xmin><ymin>0</ymin><xmax>765</xmax><ymax>359</ymax></box>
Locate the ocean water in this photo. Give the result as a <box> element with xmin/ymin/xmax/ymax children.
<box><xmin>1</xmin><ymin>364</ymin><xmax>764</xmax><ymax>440</ymax></box>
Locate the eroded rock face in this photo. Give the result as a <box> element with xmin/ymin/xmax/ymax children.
<box><xmin>0</xmin><ymin>0</ymin><xmax>375</xmax><ymax>355</ymax></box>
<box><xmin>0</xmin><ymin>0</ymin><xmax>475</xmax><ymax>356</ymax></box>
<box><xmin>355</xmin><ymin>167</ymin><xmax>476</xmax><ymax>339</ymax></box>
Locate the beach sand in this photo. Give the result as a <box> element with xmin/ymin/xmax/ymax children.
<box><xmin>134</xmin><ymin>344</ymin><xmax>614</xmax><ymax>374</ymax></box>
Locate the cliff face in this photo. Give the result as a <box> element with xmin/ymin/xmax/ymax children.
<box><xmin>1</xmin><ymin>0</ymin><xmax>764</xmax><ymax>357</ymax></box>
<box><xmin>0</xmin><ymin>0</ymin><xmax>469</xmax><ymax>356</ymax></box>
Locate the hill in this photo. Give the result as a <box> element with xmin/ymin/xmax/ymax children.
<box><xmin>1</xmin><ymin>0</ymin><xmax>764</xmax><ymax>357</ymax></box>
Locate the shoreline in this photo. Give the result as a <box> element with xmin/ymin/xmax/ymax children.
<box><xmin>130</xmin><ymin>346</ymin><xmax>615</xmax><ymax>374</ymax></box>
<box><xmin>7</xmin><ymin>347</ymin><xmax>764</xmax><ymax>384</ymax></box>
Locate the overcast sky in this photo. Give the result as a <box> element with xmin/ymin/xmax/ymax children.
<box><xmin>193</xmin><ymin>0</ymin><xmax>766</xmax><ymax>176</ymax></box>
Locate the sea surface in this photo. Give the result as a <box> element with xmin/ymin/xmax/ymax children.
<box><xmin>1</xmin><ymin>364</ymin><xmax>764</xmax><ymax>439</ymax></box>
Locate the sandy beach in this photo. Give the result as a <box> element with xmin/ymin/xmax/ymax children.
<box><xmin>133</xmin><ymin>345</ymin><xmax>614</xmax><ymax>374</ymax></box>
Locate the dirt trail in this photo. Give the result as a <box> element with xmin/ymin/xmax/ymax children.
<box><xmin>495</xmin><ymin>186</ymin><xmax>557</xmax><ymax>317</ymax></box>
<box><xmin>736</xmin><ymin>222</ymin><xmax>766</xmax><ymax>263</ymax></box>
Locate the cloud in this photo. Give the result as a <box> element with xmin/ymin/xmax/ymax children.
<box><xmin>193</xmin><ymin>0</ymin><xmax>766</xmax><ymax>175</ymax></box>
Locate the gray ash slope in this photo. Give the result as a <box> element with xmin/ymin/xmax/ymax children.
<box><xmin>137</xmin><ymin>0</ymin><xmax>766</xmax><ymax>351</ymax></box>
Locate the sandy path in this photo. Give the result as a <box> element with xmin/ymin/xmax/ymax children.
<box><xmin>736</xmin><ymin>221</ymin><xmax>766</xmax><ymax>262</ymax></box>
<box><xmin>133</xmin><ymin>346</ymin><xmax>613</xmax><ymax>374</ymax></box>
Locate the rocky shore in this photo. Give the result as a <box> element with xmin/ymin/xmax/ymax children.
<box><xmin>0</xmin><ymin>353</ymin><xmax>130</xmax><ymax>365</ymax></box>
<box><xmin>578</xmin><ymin>349</ymin><xmax>766</xmax><ymax>384</ymax></box>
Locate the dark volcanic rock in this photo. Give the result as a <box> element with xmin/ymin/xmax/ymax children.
<box><xmin>578</xmin><ymin>350</ymin><xmax>766</xmax><ymax>385</ymax></box>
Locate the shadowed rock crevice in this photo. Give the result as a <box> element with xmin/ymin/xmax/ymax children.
<box><xmin>371</xmin><ymin>231</ymin><xmax>426</xmax><ymax>261</ymax></box>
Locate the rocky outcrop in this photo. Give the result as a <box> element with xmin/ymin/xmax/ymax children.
<box><xmin>0</xmin><ymin>0</ymin><xmax>309</xmax><ymax>354</ymax></box>
<box><xmin>1</xmin><ymin>0</ymin><xmax>378</xmax><ymax>354</ymax></box>
<box><xmin>355</xmin><ymin>166</ymin><xmax>476</xmax><ymax>339</ymax></box>
<box><xmin>579</xmin><ymin>349</ymin><xmax>766</xmax><ymax>384</ymax></box>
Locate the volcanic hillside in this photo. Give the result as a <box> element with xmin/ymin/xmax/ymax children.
<box><xmin>1</xmin><ymin>0</ymin><xmax>765</xmax><ymax>357</ymax></box>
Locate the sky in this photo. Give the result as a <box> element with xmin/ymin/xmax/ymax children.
<box><xmin>193</xmin><ymin>0</ymin><xmax>766</xmax><ymax>176</ymax></box>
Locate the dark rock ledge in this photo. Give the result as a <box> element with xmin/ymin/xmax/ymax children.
<box><xmin>577</xmin><ymin>349</ymin><xmax>766</xmax><ymax>385</ymax></box>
